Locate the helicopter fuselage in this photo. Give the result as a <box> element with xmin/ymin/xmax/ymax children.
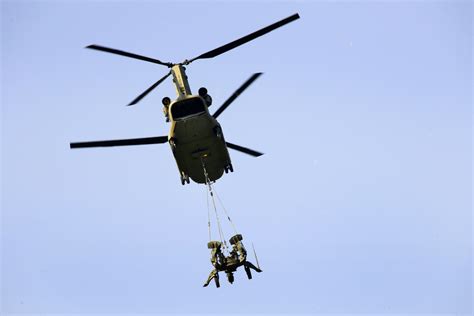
<box><xmin>167</xmin><ymin>95</ymin><xmax>232</xmax><ymax>184</ymax></box>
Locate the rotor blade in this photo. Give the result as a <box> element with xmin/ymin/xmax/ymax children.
<box><xmin>213</xmin><ymin>72</ymin><xmax>262</xmax><ymax>119</ymax></box>
<box><xmin>188</xmin><ymin>13</ymin><xmax>300</xmax><ymax>63</ymax></box>
<box><xmin>70</xmin><ymin>136</ymin><xmax>168</xmax><ymax>149</ymax></box>
<box><xmin>86</xmin><ymin>44</ymin><xmax>173</xmax><ymax>67</ymax></box>
<box><xmin>226</xmin><ymin>142</ymin><xmax>263</xmax><ymax>157</ymax></box>
<box><xmin>128</xmin><ymin>71</ymin><xmax>171</xmax><ymax>106</ymax></box>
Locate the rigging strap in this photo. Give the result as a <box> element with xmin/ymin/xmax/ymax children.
<box><xmin>200</xmin><ymin>158</ymin><xmax>261</xmax><ymax>271</ymax></box>
<box><xmin>202</xmin><ymin>159</ymin><xmax>227</xmax><ymax>250</ymax></box>
<box><xmin>206</xmin><ymin>186</ymin><xmax>211</xmax><ymax>241</ymax></box>
<box><xmin>212</xmin><ymin>187</ymin><xmax>238</xmax><ymax>235</ymax></box>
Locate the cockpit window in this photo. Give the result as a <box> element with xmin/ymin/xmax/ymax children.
<box><xmin>171</xmin><ymin>98</ymin><xmax>206</xmax><ymax>120</ymax></box>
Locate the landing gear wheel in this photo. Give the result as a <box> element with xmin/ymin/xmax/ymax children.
<box><xmin>229</xmin><ymin>234</ymin><xmax>243</xmax><ymax>245</ymax></box>
<box><xmin>224</xmin><ymin>163</ymin><xmax>233</xmax><ymax>174</ymax></box>
<box><xmin>180</xmin><ymin>173</ymin><xmax>190</xmax><ymax>185</ymax></box>
<box><xmin>207</xmin><ymin>241</ymin><xmax>222</xmax><ymax>249</ymax></box>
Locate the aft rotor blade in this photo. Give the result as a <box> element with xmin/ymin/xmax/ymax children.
<box><xmin>128</xmin><ymin>71</ymin><xmax>171</xmax><ymax>106</ymax></box>
<box><xmin>86</xmin><ymin>44</ymin><xmax>173</xmax><ymax>67</ymax></box>
<box><xmin>226</xmin><ymin>142</ymin><xmax>263</xmax><ymax>157</ymax></box>
<box><xmin>70</xmin><ymin>136</ymin><xmax>168</xmax><ymax>149</ymax></box>
<box><xmin>189</xmin><ymin>13</ymin><xmax>300</xmax><ymax>63</ymax></box>
<box><xmin>213</xmin><ymin>72</ymin><xmax>262</xmax><ymax>119</ymax></box>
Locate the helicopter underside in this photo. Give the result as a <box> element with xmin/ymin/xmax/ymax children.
<box><xmin>169</xmin><ymin>114</ymin><xmax>232</xmax><ymax>184</ymax></box>
<box><xmin>71</xmin><ymin>13</ymin><xmax>297</xmax><ymax>185</ymax></box>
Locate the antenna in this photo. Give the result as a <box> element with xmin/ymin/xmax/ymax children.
<box><xmin>252</xmin><ymin>243</ymin><xmax>261</xmax><ymax>270</ymax></box>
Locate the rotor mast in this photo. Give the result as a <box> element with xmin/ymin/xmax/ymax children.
<box><xmin>171</xmin><ymin>64</ymin><xmax>192</xmax><ymax>98</ymax></box>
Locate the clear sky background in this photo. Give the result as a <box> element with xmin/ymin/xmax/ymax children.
<box><xmin>1</xmin><ymin>0</ymin><xmax>472</xmax><ymax>315</ymax></box>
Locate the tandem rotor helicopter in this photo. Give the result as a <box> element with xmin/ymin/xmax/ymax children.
<box><xmin>70</xmin><ymin>13</ymin><xmax>300</xmax><ymax>185</ymax></box>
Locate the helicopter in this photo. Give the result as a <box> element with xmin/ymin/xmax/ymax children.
<box><xmin>70</xmin><ymin>13</ymin><xmax>300</xmax><ymax>185</ymax></box>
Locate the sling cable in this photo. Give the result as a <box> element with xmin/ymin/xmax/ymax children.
<box><xmin>201</xmin><ymin>158</ymin><xmax>262</xmax><ymax>288</ymax></box>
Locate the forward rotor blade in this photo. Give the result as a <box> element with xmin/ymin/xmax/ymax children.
<box><xmin>213</xmin><ymin>73</ymin><xmax>262</xmax><ymax>119</ymax></box>
<box><xmin>128</xmin><ymin>71</ymin><xmax>171</xmax><ymax>106</ymax></box>
<box><xmin>86</xmin><ymin>44</ymin><xmax>173</xmax><ymax>67</ymax></box>
<box><xmin>188</xmin><ymin>13</ymin><xmax>300</xmax><ymax>63</ymax></box>
<box><xmin>226</xmin><ymin>142</ymin><xmax>263</xmax><ymax>157</ymax></box>
<box><xmin>70</xmin><ymin>136</ymin><xmax>168</xmax><ymax>149</ymax></box>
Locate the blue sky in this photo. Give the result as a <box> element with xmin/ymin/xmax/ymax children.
<box><xmin>1</xmin><ymin>0</ymin><xmax>472</xmax><ymax>314</ymax></box>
